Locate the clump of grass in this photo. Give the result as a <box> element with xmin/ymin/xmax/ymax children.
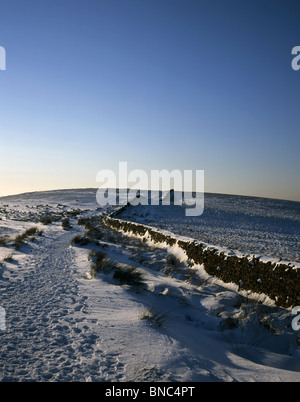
<box><xmin>13</xmin><ymin>227</ymin><xmax>41</xmax><ymax>249</ymax></box>
<box><xmin>39</xmin><ymin>214</ymin><xmax>53</xmax><ymax>225</ymax></box>
<box><xmin>66</xmin><ymin>209</ymin><xmax>83</xmax><ymax>218</ymax></box>
<box><xmin>13</xmin><ymin>234</ymin><xmax>25</xmax><ymax>249</ymax></box>
<box><xmin>24</xmin><ymin>227</ymin><xmax>39</xmax><ymax>237</ymax></box>
<box><xmin>139</xmin><ymin>306</ymin><xmax>167</xmax><ymax>328</ymax></box>
<box><xmin>3</xmin><ymin>253</ymin><xmax>14</xmax><ymax>262</ymax></box>
<box><xmin>113</xmin><ymin>264</ymin><xmax>146</xmax><ymax>291</ymax></box>
<box><xmin>71</xmin><ymin>234</ymin><xmax>90</xmax><ymax>246</ymax></box>
<box><xmin>78</xmin><ymin>216</ymin><xmax>103</xmax><ymax>228</ymax></box>
<box><xmin>77</xmin><ymin>217</ymin><xmax>89</xmax><ymax>226</ymax></box>
<box><xmin>85</xmin><ymin>225</ymin><xmax>103</xmax><ymax>240</ymax></box>
<box><xmin>257</xmin><ymin>306</ymin><xmax>281</xmax><ymax>335</ymax></box>
<box><xmin>0</xmin><ymin>237</ymin><xmax>7</xmax><ymax>246</ymax></box>
<box><xmin>166</xmin><ymin>254</ymin><xmax>181</xmax><ymax>267</ymax></box>
<box><xmin>89</xmin><ymin>251</ymin><xmax>110</xmax><ymax>278</ymax></box>
<box><xmin>184</xmin><ymin>269</ymin><xmax>205</xmax><ymax>286</ymax></box>
<box><xmin>62</xmin><ymin>218</ymin><xmax>72</xmax><ymax>230</ymax></box>
<box><xmin>87</xmin><ymin>249</ymin><xmax>98</xmax><ymax>261</ymax></box>
<box><xmin>161</xmin><ymin>254</ymin><xmax>186</xmax><ymax>278</ymax></box>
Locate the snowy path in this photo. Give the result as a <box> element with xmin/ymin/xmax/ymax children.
<box><xmin>0</xmin><ymin>190</ymin><xmax>300</xmax><ymax>382</ymax></box>
<box><xmin>0</xmin><ymin>226</ymin><xmax>122</xmax><ymax>381</ymax></box>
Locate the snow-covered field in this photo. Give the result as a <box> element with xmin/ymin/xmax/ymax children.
<box><xmin>0</xmin><ymin>189</ymin><xmax>299</xmax><ymax>382</ymax></box>
<box><xmin>120</xmin><ymin>192</ymin><xmax>300</xmax><ymax>264</ymax></box>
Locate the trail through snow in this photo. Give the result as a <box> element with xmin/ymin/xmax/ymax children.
<box><xmin>0</xmin><ymin>226</ymin><xmax>124</xmax><ymax>381</ymax></box>
<box><xmin>0</xmin><ymin>190</ymin><xmax>300</xmax><ymax>382</ymax></box>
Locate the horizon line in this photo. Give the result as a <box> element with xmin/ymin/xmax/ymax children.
<box><xmin>0</xmin><ymin>187</ymin><xmax>299</xmax><ymax>204</ymax></box>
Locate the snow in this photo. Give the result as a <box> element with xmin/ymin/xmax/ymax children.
<box><xmin>119</xmin><ymin>192</ymin><xmax>300</xmax><ymax>265</ymax></box>
<box><xmin>0</xmin><ymin>189</ymin><xmax>299</xmax><ymax>382</ymax></box>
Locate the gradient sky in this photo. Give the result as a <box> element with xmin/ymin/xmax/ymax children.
<box><xmin>0</xmin><ymin>0</ymin><xmax>300</xmax><ymax>201</ymax></box>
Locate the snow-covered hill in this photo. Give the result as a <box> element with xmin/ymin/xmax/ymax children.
<box><xmin>0</xmin><ymin>189</ymin><xmax>299</xmax><ymax>382</ymax></box>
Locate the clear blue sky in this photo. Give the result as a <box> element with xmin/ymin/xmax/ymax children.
<box><xmin>0</xmin><ymin>0</ymin><xmax>299</xmax><ymax>201</ymax></box>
